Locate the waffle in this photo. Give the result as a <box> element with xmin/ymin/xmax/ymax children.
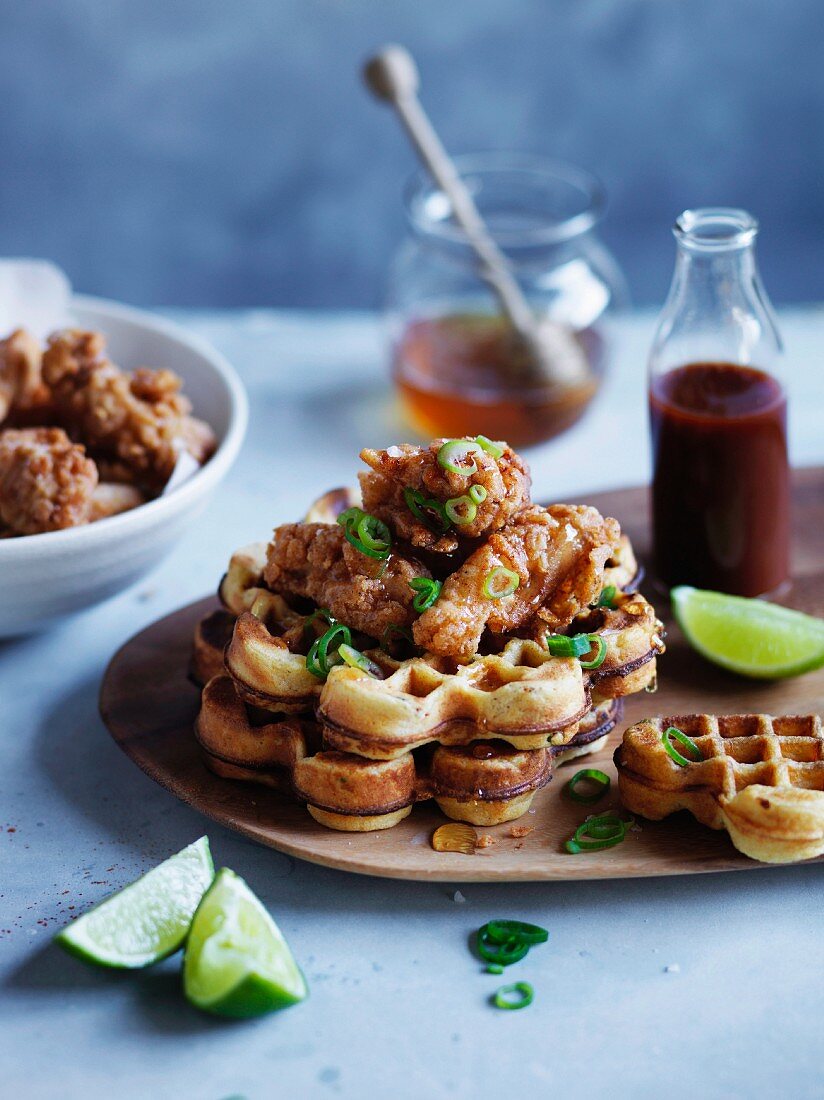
<box><xmin>615</xmin><ymin>714</ymin><xmax>824</xmax><ymax>863</ymax></box>
<box><xmin>552</xmin><ymin>698</ymin><xmax>623</xmax><ymax>765</ymax></box>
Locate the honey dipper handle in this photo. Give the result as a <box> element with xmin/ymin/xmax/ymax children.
<box><xmin>363</xmin><ymin>45</ymin><xmax>540</xmax><ymax>339</ymax></box>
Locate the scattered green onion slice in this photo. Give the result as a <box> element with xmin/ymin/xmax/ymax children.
<box><xmin>469</xmin><ymin>484</ymin><xmax>488</xmax><ymax>504</ymax></box>
<box><xmin>437</xmin><ymin>439</ymin><xmax>483</xmax><ymax>475</ymax></box>
<box><xmin>475</xmin><ymin>435</ymin><xmax>504</xmax><ymax>459</ymax></box>
<box><xmin>565</xmin><ymin>813</ymin><xmax>632</xmax><ymax>854</ymax></box>
<box><xmin>336</xmin><ymin>506</ymin><xmax>365</xmax><ymax>531</ymax></box>
<box><xmin>482</xmin><ymin>566</ymin><xmax>520</xmax><ymax>600</ymax></box>
<box><xmin>662</xmin><ymin>726</ymin><xmax>704</xmax><ymax>766</ymax></box>
<box><xmin>403</xmin><ymin>487</ymin><xmax>452</xmax><ymax>533</ymax></box>
<box><xmin>485</xmin><ymin>920</ymin><xmax>549</xmax><ymax>946</ymax></box>
<box><xmin>477</xmin><ymin>927</ymin><xmax>530</xmax><ymax>967</ymax></box>
<box><xmin>444</xmin><ymin>495</ymin><xmax>478</xmax><ymax>526</ymax></box>
<box><xmin>486</xmin><ymin>964</ymin><xmax>504</xmax><ymax>975</ymax></box>
<box><xmin>337</xmin><ymin>643</ymin><xmax>383</xmax><ymax>678</ymax></box>
<box><xmin>563</xmin><ymin>768</ymin><xmax>611</xmax><ymax>804</ymax></box>
<box><xmin>349</xmin><ymin>513</ymin><xmax>391</xmax><ymax>560</ymax></box>
<box><xmin>306</xmin><ymin>622</ymin><xmax>352</xmax><ymax>679</ymax></box>
<box><xmin>493</xmin><ymin>982</ymin><xmax>534</xmax><ymax>1010</ymax></box>
<box><xmin>408</xmin><ymin>577</ymin><xmax>442</xmax><ymax>613</ymax></box>
<box><xmin>546</xmin><ymin>633</ymin><xmax>592</xmax><ymax>659</ymax></box>
<box><xmin>579</xmin><ymin>635</ymin><xmax>607</xmax><ymax>670</ymax></box>
<box><xmin>302</xmin><ymin>607</ymin><xmax>336</xmax><ymax>640</ymax></box>
<box><xmin>380</xmin><ymin>623</ymin><xmax>415</xmax><ymax>654</ymax></box>
<box><xmin>598</xmin><ymin>585</ymin><xmax>618</xmax><ymax>608</ymax></box>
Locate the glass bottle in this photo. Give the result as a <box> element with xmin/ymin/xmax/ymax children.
<box><xmin>386</xmin><ymin>154</ymin><xmax>628</xmax><ymax>448</ymax></box>
<box><xmin>649</xmin><ymin>208</ymin><xmax>789</xmax><ymax>597</ymax></box>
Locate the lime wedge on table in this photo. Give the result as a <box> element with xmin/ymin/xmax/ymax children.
<box><xmin>183</xmin><ymin>868</ymin><xmax>307</xmax><ymax>1018</ymax></box>
<box><xmin>55</xmin><ymin>837</ymin><xmax>214</xmax><ymax>968</ymax></box>
<box><xmin>672</xmin><ymin>586</ymin><xmax>824</xmax><ymax>680</ymax></box>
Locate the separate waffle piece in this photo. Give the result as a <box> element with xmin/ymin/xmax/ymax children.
<box><xmin>615</xmin><ymin>714</ymin><xmax>824</xmax><ymax>863</ymax></box>
<box><xmin>603</xmin><ymin>534</ymin><xmax>642</xmax><ymax>591</ymax></box>
<box><xmin>224</xmin><ymin>610</ymin><xmax>322</xmax><ymax>713</ymax></box>
<box><xmin>190</xmin><ymin>609</ymin><xmax>235</xmax><ymax>686</ymax></box>
<box><xmin>568</xmin><ymin>591</ymin><xmax>664</xmax><ymax>702</ymax></box>
<box><xmin>318</xmin><ymin>638</ymin><xmax>589</xmax><ymax>759</ymax></box>
<box><xmin>293</xmin><ymin>751</ymin><xmax>417</xmax><ymax>831</ymax></box>
<box><xmin>303</xmin><ymin>485</ymin><xmax>361</xmax><ymax>524</ymax></box>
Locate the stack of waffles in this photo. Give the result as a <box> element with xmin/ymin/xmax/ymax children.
<box><xmin>192</xmin><ymin>439</ymin><xmax>665</xmax><ymax>832</ymax></box>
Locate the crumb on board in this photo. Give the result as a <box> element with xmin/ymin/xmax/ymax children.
<box><xmin>475</xmin><ymin>834</ymin><xmax>495</xmax><ymax>849</ymax></box>
<box><xmin>510</xmin><ymin>825</ymin><xmax>532</xmax><ymax>838</ymax></box>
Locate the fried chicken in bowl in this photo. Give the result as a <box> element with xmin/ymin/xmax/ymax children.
<box><xmin>0</xmin><ymin>296</ymin><xmax>247</xmax><ymax>636</ymax></box>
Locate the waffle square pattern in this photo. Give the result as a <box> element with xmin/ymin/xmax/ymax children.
<box><xmin>615</xmin><ymin>714</ymin><xmax>824</xmax><ymax>864</ymax></box>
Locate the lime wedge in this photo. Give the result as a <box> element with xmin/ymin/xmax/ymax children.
<box><xmin>55</xmin><ymin>836</ymin><xmax>214</xmax><ymax>968</ymax></box>
<box><xmin>183</xmin><ymin>868</ymin><xmax>307</xmax><ymax>1017</ymax></box>
<box><xmin>672</xmin><ymin>586</ymin><xmax>824</xmax><ymax>679</ymax></box>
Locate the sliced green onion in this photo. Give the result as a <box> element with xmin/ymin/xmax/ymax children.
<box><xmin>546</xmin><ymin>633</ymin><xmax>592</xmax><ymax>659</ymax></box>
<box><xmin>662</xmin><ymin>726</ymin><xmax>704</xmax><ymax>766</ymax></box>
<box><xmin>486</xmin><ymin>964</ymin><xmax>504</xmax><ymax>975</ymax></box>
<box><xmin>485</xmin><ymin>920</ymin><xmax>548</xmax><ymax>946</ymax></box>
<box><xmin>475</xmin><ymin>435</ymin><xmax>504</xmax><ymax>459</ymax></box>
<box><xmin>437</xmin><ymin>439</ymin><xmax>483</xmax><ymax>475</ymax></box>
<box><xmin>403</xmin><ymin>487</ymin><xmax>452</xmax><ymax>533</ymax></box>
<box><xmin>306</xmin><ymin>622</ymin><xmax>352</xmax><ymax>679</ymax></box>
<box><xmin>444</xmin><ymin>495</ymin><xmax>478</xmax><ymax>526</ymax></box>
<box><xmin>302</xmin><ymin>607</ymin><xmax>336</xmax><ymax>641</ymax></box>
<box><xmin>482</xmin><ymin>566</ymin><xmax>520</xmax><ymax>600</ymax></box>
<box><xmin>341</xmin><ymin>511</ymin><xmax>391</xmax><ymax>559</ymax></box>
<box><xmin>409</xmin><ymin>577</ymin><xmax>442</xmax><ymax>613</ymax></box>
<box><xmin>563</xmin><ymin>768</ymin><xmax>611</xmax><ymax>804</ymax></box>
<box><xmin>379</xmin><ymin>624</ymin><xmax>415</xmax><ymax>654</ymax></box>
<box><xmin>579</xmin><ymin>635</ymin><xmax>607</xmax><ymax>670</ymax></box>
<box><xmin>477</xmin><ymin>927</ymin><xmax>530</xmax><ymax>967</ymax></box>
<box><xmin>469</xmin><ymin>484</ymin><xmax>488</xmax><ymax>504</ymax></box>
<box><xmin>493</xmin><ymin>982</ymin><xmax>534</xmax><ymax>1010</ymax></box>
<box><xmin>597</xmin><ymin>585</ymin><xmax>618</xmax><ymax>608</ymax></box>
<box><xmin>337</xmin><ymin>643</ymin><xmax>383</xmax><ymax>678</ymax></box>
<box><xmin>336</xmin><ymin>506</ymin><xmax>365</xmax><ymax>531</ymax></box>
<box><xmin>565</xmin><ymin>813</ymin><xmax>632</xmax><ymax>854</ymax></box>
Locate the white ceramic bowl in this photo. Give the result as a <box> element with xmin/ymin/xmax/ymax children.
<box><xmin>0</xmin><ymin>295</ymin><xmax>247</xmax><ymax>636</ymax></box>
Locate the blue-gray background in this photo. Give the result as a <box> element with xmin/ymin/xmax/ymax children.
<box><xmin>1</xmin><ymin>1</ymin><xmax>821</xmax><ymax>308</ymax></box>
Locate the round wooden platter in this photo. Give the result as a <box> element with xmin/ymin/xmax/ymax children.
<box><xmin>100</xmin><ymin>468</ymin><xmax>824</xmax><ymax>882</ymax></box>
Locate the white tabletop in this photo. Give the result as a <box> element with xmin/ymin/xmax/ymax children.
<box><xmin>2</xmin><ymin>307</ymin><xmax>823</xmax><ymax>1100</ymax></box>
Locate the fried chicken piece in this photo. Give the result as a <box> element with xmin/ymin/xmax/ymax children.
<box><xmin>41</xmin><ymin>329</ymin><xmax>214</xmax><ymax>492</ymax></box>
<box><xmin>0</xmin><ymin>329</ymin><xmax>51</xmax><ymax>425</ymax></box>
<box><xmin>0</xmin><ymin>427</ymin><xmax>98</xmax><ymax>534</ymax></box>
<box><xmin>413</xmin><ymin>504</ymin><xmax>621</xmax><ymax>663</ymax></box>
<box><xmin>359</xmin><ymin>439</ymin><xmax>531</xmax><ymax>553</ymax></box>
<box><xmin>263</xmin><ymin>522</ymin><xmax>430</xmax><ymax>639</ymax></box>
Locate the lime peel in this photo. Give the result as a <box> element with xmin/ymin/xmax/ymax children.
<box><xmin>55</xmin><ymin>836</ymin><xmax>214</xmax><ymax>969</ymax></box>
<box><xmin>672</xmin><ymin>586</ymin><xmax>824</xmax><ymax>680</ymax></box>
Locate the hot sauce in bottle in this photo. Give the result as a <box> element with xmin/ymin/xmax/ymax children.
<box><xmin>648</xmin><ymin>210</ymin><xmax>789</xmax><ymax>597</ymax></box>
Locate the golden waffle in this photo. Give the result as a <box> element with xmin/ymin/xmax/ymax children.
<box><xmin>603</xmin><ymin>534</ymin><xmax>642</xmax><ymax>591</ymax></box>
<box><xmin>303</xmin><ymin>485</ymin><xmax>361</xmax><ymax>524</ymax></box>
<box><xmin>552</xmin><ymin>698</ymin><xmax>623</xmax><ymax>765</ymax></box>
<box><xmin>190</xmin><ymin>609</ymin><xmax>235</xmax><ymax>686</ymax></box>
<box><xmin>218</xmin><ymin>542</ymin><xmax>269</xmax><ymax>614</ymax></box>
<box><xmin>615</xmin><ymin>714</ymin><xmax>824</xmax><ymax>864</ymax></box>
<box><xmin>568</xmin><ymin>592</ymin><xmax>663</xmax><ymax>703</ymax></box>
<box><xmin>195</xmin><ymin>672</ymin><xmax>553</xmax><ymax>830</ymax></box>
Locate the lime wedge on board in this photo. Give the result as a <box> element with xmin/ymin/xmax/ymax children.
<box><xmin>183</xmin><ymin>868</ymin><xmax>307</xmax><ymax>1018</ymax></box>
<box><xmin>55</xmin><ymin>836</ymin><xmax>214</xmax><ymax>968</ymax></box>
<box><xmin>672</xmin><ymin>586</ymin><xmax>824</xmax><ymax>679</ymax></box>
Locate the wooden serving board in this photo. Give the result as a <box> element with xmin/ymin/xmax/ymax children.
<box><xmin>100</xmin><ymin>468</ymin><xmax>824</xmax><ymax>881</ymax></box>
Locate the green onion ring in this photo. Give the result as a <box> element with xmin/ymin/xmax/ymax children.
<box><xmin>342</xmin><ymin>511</ymin><xmax>391</xmax><ymax>559</ymax></box>
<box><xmin>482</xmin><ymin>566</ymin><xmax>520</xmax><ymax>600</ymax></box>
<box><xmin>437</xmin><ymin>439</ymin><xmax>483</xmax><ymax>475</ymax></box>
<box><xmin>565</xmin><ymin>813</ymin><xmax>633</xmax><ymax>853</ymax></box>
<box><xmin>408</xmin><ymin>577</ymin><xmax>442</xmax><ymax>612</ymax></box>
<box><xmin>477</xmin><ymin>927</ymin><xmax>530</xmax><ymax>966</ymax></box>
<box><xmin>579</xmin><ymin>635</ymin><xmax>607</xmax><ymax>670</ymax></box>
<box><xmin>469</xmin><ymin>484</ymin><xmax>488</xmax><ymax>504</ymax></box>
<box><xmin>546</xmin><ymin>633</ymin><xmax>592</xmax><ymax>659</ymax></box>
<box><xmin>403</xmin><ymin>487</ymin><xmax>452</xmax><ymax>532</ymax></box>
<box><xmin>486</xmin><ymin>964</ymin><xmax>504</xmax><ymax>975</ymax></box>
<box><xmin>444</xmin><ymin>495</ymin><xmax>478</xmax><ymax>526</ymax></box>
<box><xmin>597</xmin><ymin>585</ymin><xmax>617</xmax><ymax>608</ymax></box>
<box><xmin>485</xmin><ymin>920</ymin><xmax>549</xmax><ymax>946</ymax></box>
<box><xmin>662</xmin><ymin>726</ymin><xmax>704</xmax><ymax>766</ymax></box>
<box><xmin>493</xmin><ymin>982</ymin><xmax>534</xmax><ymax>1010</ymax></box>
<box><xmin>337</xmin><ymin>643</ymin><xmax>383</xmax><ymax>678</ymax></box>
<box><xmin>306</xmin><ymin>622</ymin><xmax>352</xmax><ymax>678</ymax></box>
<box><xmin>336</xmin><ymin>506</ymin><xmax>365</xmax><ymax>531</ymax></box>
<box><xmin>475</xmin><ymin>435</ymin><xmax>504</xmax><ymax>459</ymax></box>
<box><xmin>563</xmin><ymin>768</ymin><xmax>611</xmax><ymax>804</ymax></box>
